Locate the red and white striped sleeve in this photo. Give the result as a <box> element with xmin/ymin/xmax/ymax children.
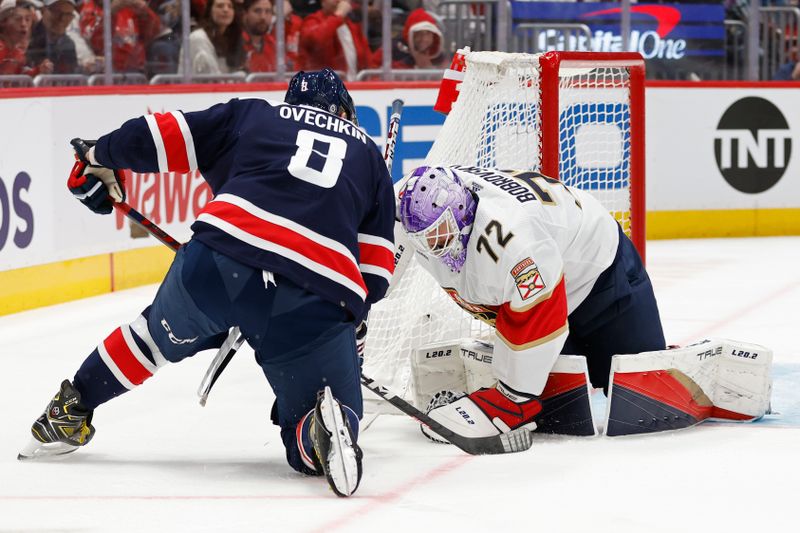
<box><xmin>143</xmin><ymin>112</ymin><xmax>198</xmax><ymax>174</ymax></box>
<box><xmin>93</xmin><ymin>100</ymin><xmax>238</xmax><ymax>174</ymax></box>
<box><xmin>492</xmin><ymin>274</ymin><xmax>569</xmax><ymax>396</ymax></box>
<box><xmin>358</xmin><ymin>233</ymin><xmax>395</xmax><ymax>285</ymax></box>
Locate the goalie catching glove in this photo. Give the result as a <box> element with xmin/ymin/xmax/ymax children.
<box><xmin>425</xmin><ymin>381</ymin><xmax>541</xmax><ymax>441</ymax></box>
<box><xmin>67</xmin><ymin>138</ymin><xmax>126</xmax><ymax>215</ymax></box>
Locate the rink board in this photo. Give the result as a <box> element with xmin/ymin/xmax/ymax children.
<box><xmin>1</xmin><ymin>82</ymin><xmax>799</xmax><ymax>315</ymax></box>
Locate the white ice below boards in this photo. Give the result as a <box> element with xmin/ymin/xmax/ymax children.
<box><xmin>1</xmin><ymin>236</ymin><xmax>799</xmax><ymax>532</ymax></box>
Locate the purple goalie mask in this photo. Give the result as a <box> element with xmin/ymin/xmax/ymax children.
<box><xmin>398</xmin><ymin>166</ymin><xmax>477</xmax><ymax>272</ymax></box>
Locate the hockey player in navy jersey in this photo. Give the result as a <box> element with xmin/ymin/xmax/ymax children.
<box><xmin>396</xmin><ymin>166</ymin><xmax>666</xmax><ymax>439</ymax></box>
<box><xmin>19</xmin><ymin>69</ymin><xmax>396</xmax><ymax>497</ymax></box>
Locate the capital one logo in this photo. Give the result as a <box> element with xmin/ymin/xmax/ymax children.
<box><xmin>714</xmin><ymin>97</ymin><xmax>791</xmax><ymax>194</ymax></box>
<box><xmin>581</xmin><ymin>6</ymin><xmax>686</xmax><ymax>59</ymax></box>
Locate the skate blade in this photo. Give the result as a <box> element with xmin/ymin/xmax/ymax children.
<box><xmin>17</xmin><ymin>437</ymin><xmax>79</xmax><ymax>461</ymax></box>
<box><xmin>319</xmin><ymin>386</ymin><xmax>359</xmax><ymax>497</ymax></box>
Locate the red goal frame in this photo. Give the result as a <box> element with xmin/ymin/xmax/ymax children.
<box><xmin>538</xmin><ymin>51</ymin><xmax>647</xmax><ymax>264</ymax></box>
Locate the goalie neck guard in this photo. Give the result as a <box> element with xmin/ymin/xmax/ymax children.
<box><xmin>399</xmin><ymin>166</ymin><xmax>476</xmax><ymax>272</ymax></box>
<box><xmin>285</xmin><ymin>68</ymin><xmax>358</xmax><ymax>126</ymax></box>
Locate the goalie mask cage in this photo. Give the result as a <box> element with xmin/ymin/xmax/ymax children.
<box><xmin>364</xmin><ymin>51</ymin><xmax>645</xmax><ymax>411</ymax></box>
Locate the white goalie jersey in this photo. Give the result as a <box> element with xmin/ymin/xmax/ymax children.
<box><xmin>403</xmin><ymin>166</ymin><xmax>620</xmax><ymax>396</ymax></box>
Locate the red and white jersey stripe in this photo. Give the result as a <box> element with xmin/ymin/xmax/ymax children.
<box><xmin>357</xmin><ymin>233</ymin><xmax>394</xmax><ymax>284</ymax></box>
<box><xmin>93</xmin><ymin>98</ymin><xmax>397</xmax><ymax>321</ymax></box>
<box><xmin>143</xmin><ymin>111</ymin><xmax>198</xmax><ymax>174</ymax></box>
<box><xmin>197</xmin><ymin>193</ymin><xmax>394</xmax><ymax>302</ymax></box>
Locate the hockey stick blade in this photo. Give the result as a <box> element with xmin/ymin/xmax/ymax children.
<box><xmin>198</xmin><ymin>327</ymin><xmax>245</xmax><ymax>406</ymax></box>
<box><xmin>360</xmin><ymin>375</ymin><xmax>534</xmax><ymax>455</ymax></box>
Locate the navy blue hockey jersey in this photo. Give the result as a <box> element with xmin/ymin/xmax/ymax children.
<box><xmin>93</xmin><ymin>98</ymin><xmax>396</xmax><ymax>322</ymax></box>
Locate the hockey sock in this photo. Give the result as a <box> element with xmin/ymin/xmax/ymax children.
<box><xmin>73</xmin><ymin>314</ymin><xmax>165</xmax><ymax>409</ymax></box>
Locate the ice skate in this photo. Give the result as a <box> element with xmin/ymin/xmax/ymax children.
<box><xmin>18</xmin><ymin>380</ymin><xmax>95</xmax><ymax>461</ymax></box>
<box><xmin>310</xmin><ymin>386</ymin><xmax>362</xmax><ymax>497</ymax></box>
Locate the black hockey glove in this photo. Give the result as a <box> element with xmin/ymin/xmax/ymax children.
<box><xmin>67</xmin><ymin>138</ymin><xmax>126</xmax><ymax>215</ymax></box>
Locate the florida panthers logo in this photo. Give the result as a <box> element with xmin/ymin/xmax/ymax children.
<box><xmin>443</xmin><ymin>288</ymin><xmax>498</xmax><ymax>326</ymax></box>
<box><xmin>512</xmin><ymin>258</ymin><xmax>546</xmax><ymax>301</ymax></box>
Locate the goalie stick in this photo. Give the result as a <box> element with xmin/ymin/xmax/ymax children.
<box><xmin>196</xmin><ymin>99</ymin><xmax>406</xmax><ymax>405</ymax></box>
<box><xmin>360</xmin><ymin>375</ymin><xmax>534</xmax><ymax>455</ymax></box>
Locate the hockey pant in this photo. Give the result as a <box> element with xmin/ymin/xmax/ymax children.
<box><xmin>71</xmin><ymin>239</ymin><xmax>362</xmax><ymax>474</ymax></box>
<box><xmin>562</xmin><ymin>225</ymin><xmax>666</xmax><ymax>391</ymax></box>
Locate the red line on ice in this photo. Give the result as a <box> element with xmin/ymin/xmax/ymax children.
<box><xmin>312</xmin><ymin>455</ymin><xmax>474</xmax><ymax>533</ymax></box>
<box><xmin>678</xmin><ymin>279</ymin><xmax>800</xmax><ymax>346</ymax></box>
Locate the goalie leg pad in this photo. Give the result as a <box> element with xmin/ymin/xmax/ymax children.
<box><xmin>605</xmin><ymin>339</ymin><xmax>773</xmax><ymax>436</ymax></box>
<box><xmin>535</xmin><ymin>355</ymin><xmax>597</xmax><ymax>436</ymax></box>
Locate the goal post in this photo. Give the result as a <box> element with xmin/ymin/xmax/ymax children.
<box><xmin>538</xmin><ymin>51</ymin><xmax>646</xmax><ymax>262</ymax></box>
<box><xmin>363</xmin><ymin>51</ymin><xmax>647</xmax><ymax>412</ymax></box>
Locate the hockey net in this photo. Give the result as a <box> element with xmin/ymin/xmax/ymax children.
<box><xmin>363</xmin><ymin>51</ymin><xmax>645</xmax><ymax>412</ymax></box>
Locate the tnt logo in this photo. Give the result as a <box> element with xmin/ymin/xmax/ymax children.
<box><xmin>715</xmin><ymin>97</ymin><xmax>791</xmax><ymax>194</ymax></box>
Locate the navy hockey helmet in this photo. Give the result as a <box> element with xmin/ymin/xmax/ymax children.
<box><xmin>285</xmin><ymin>68</ymin><xmax>358</xmax><ymax>126</ymax></box>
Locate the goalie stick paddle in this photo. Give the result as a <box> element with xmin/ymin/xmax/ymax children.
<box><xmin>196</xmin><ymin>99</ymin><xmax>406</xmax><ymax>405</ymax></box>
<box><xmin>360</xmin><ymin>375</ymin><xmax>534</xmax><ymax>455</ymax></box>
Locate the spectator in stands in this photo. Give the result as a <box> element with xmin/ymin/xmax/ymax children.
<box><xmin>78</xmin><ymin>0</ymin><xmax>103</xmax><ymax>55</ymax></box>
<box><xmin>282</xmin><ymin>0</ymin><xmax>301</xmax><ymax>70</ymax></box>
<box><xmin>242</xmin><ymin>0</ymin><xmax>275</xmax><ymax>71</ymax></box>
<box><xmin>348</xmin><ymin>0</ymin><xmax>381</xmax><ymax>51</ymax></box>
<box><xmin>0</xmin><ymin>0</ymin><xmax>53</xmax><ymax>75</ymax></box>
<box><xmin>79</xmin><ymin>0</ymin><xmax>161</xmax><ymax>74</ymax></box>
<box><xmin>773</xmin><ymin>59</ymin><xmax>800</xmax><ymax>81</ymax></box>
<box><xmin>147</xmin><ymin>0</ymin><xmax>181</xmax><ymax>76</ymax></box>
<box><xmin>28</xmin><ymin>0</ymin><xmax>80</xmax><ymax>74</ymax></box>
<box><xmin>392</xmin><ymin>7</ymin><xmax>445</xmax><ymax>69</ymax></box>
<box><xmin>242</xmin><ymin>0</ymin><xmax>301</xmax><ymax>72</ymax></box>
<box><xmin>298</xmin><ymin>0</ymin><xmax>379</xmax><ymax>80</ymax></box>
<box><xmin>289</xmin><ymin>0</ymin><xmax>318</xmax><ymax>18</ymax></box>
<box><xmin>67</xmin><ymin>8</ymin><xmax>101</xmax><ymax>74</ymax></box>
<box><xmin>183</xmin><ymin>0</ymin><xmax>244</xmax><ymax>73</ymax></box>
<box><xmin>112</xmin><ymin>0</ymin><xmax>162</xmax><ymax>72</ymax></box>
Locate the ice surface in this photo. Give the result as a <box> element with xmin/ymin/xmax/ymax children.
<box><xmin>1</xmin><ymin>237</ymin><xmax>798</xmax><ymax>532</ymax></box>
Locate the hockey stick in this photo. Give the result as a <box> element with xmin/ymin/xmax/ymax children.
<box><xmin>383</xmin><ymin>99</ymin><xmax>403</xmax><ymax>176</ymax></box>
<box><xmin>113</xmin><ymin>202</ymin><xmax>182</xmax><ymax>252</ymax></box>
<box><xmin>196</xmin><ymin>99</ymin><xmax>406</xmax><ymax>405</ymax></box>
<box><xmin>111</xmin><ymin>201</ymin><xmax>243</xmax><ymax>398</ymax></box>
<box><xmin>360</xmin><ymin>375</ymin><xmax>534</xmax><ymax>455</ymax></box>
<box><xmin>67</xmin><ymin>138</ymin><xmax>244</xmax><ymax>403</ymax></box>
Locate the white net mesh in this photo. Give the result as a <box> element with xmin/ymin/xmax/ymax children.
<box><xmin>555</xmin><ymin>65</ymin><xmax>634</xmax><ymax>236</ymax></box>
<box><xmin>363</xmin><ymin>51</ymin><xmax>638</xmax><ymax>411</ymax></box>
